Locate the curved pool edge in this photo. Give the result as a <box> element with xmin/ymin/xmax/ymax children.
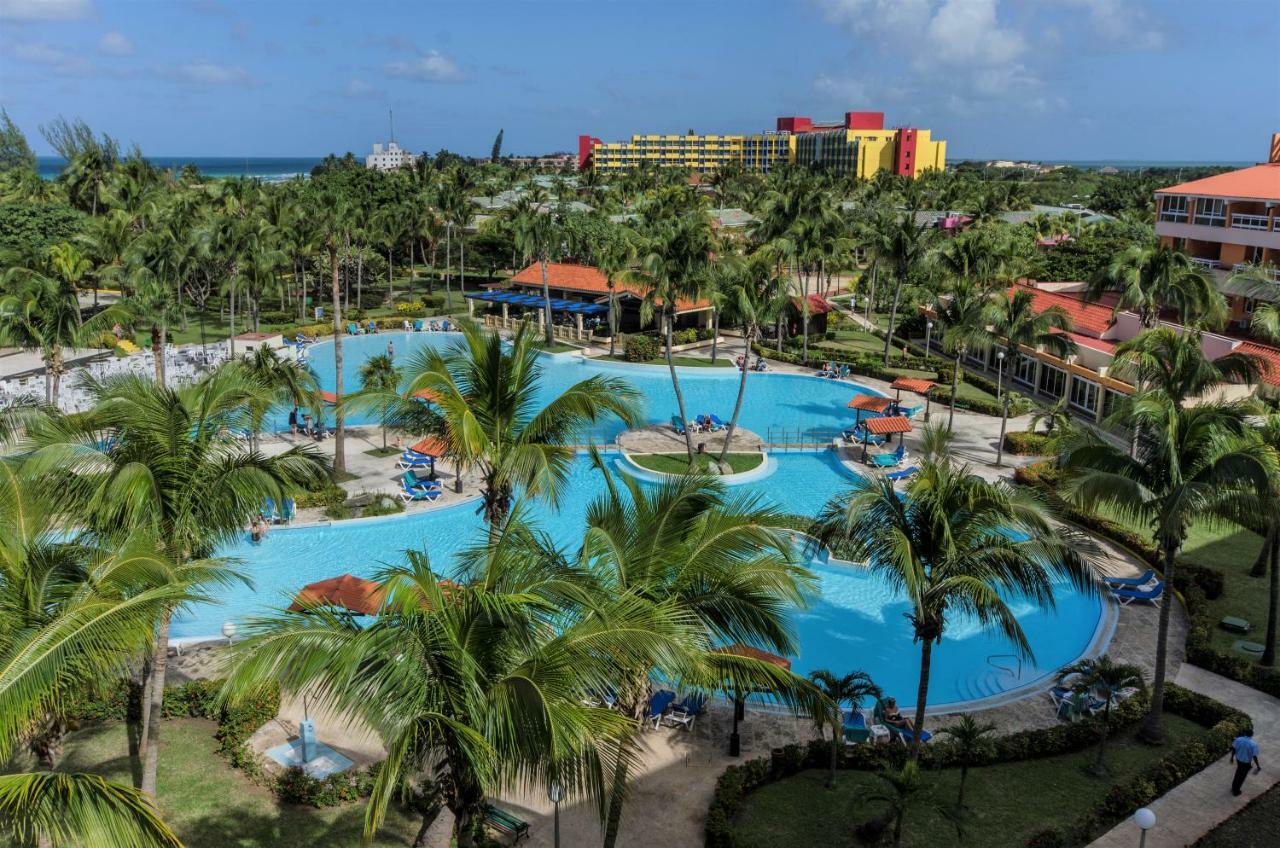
<box><xmin>613</xmin><ymin>452</ymin><xmax>778</xmax><ymax>487</ymax></box>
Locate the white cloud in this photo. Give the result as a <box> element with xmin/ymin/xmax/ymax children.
<box><xmin>814</xmin><ymin>73</ymin><xmax>871</xmax><ymax>104</ymax></box>
<box><xmin>1061</xmin><ymin>0</ymin><xmax>1166</xmax><ymax>51</ymax></box>
<box><xmin>343</xmin><ymin>78</ymin><xmax>374</xmax><ymax>97</ymax></box>
<box><xmin>163</xmin><ymin>62</ymin><xmax>251</xmax><ymax>85</ymax></box>
<box><xmin>923</xmin><ymin>0</ymin><xmax>1025</xmax><ymax>68</ymax></box>
<box><xmin>12</xmin><ymin>41</ymin><xmax>71</xmax><ymax>63</ymax></box>
<box><xmin>0</xmin><ymin>0</ymin><xmax>92</xmax><ymax>20</ymax></box>
<box><xmin>98</xmin><ymin>31</ymin><xmax>133</xmax><ymax>56</ymax></box>
<box><xmin>384</xmin><ymin>49</ymin><xmax>465</xmax><ymax>83</ymax></box>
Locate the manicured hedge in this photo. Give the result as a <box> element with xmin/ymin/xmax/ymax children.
<box><xmin>705</xmin><ymin>685</ymin><xmax>1249</xmax><ymax>848</ymax></box>
<box><xmin>623</xmin><ymin>334</ymin><xmax>660</xmax><ymax>362</ymax></box>
<box><xmin>1004</xmin><ymin>431</ymin><xmax>1053</xmax><ymax>455</ymax></box>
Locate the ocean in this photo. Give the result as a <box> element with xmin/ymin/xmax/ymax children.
<box><xmin>37</xmin><ymin>156</ymin><xmax>323</xmax><ymax>182</ymax></box>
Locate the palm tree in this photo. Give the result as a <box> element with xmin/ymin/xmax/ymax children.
<box><xmin>930</xmin><ymin>279</ymin><xmax>995</xmax><ymax>432</ymax></box>
<box><xmin>866</xmin><ymin>761</ymin><xmax>927</xmax><ymax>848</ymax></box>
<box><xmin>576</xmin><ymin>462</ymin><xmax>822</xmax><ymax>848</ymax></box>
<box><xmin>512</xmin><ymin>206</ymin><xmax>559</xmax><ymax>346</ymax></box>
<box><xmin>395</xmin><ymin>320</ymin><xmax>638</xmax><ymax>538</ymax></box>
<box><xmin>1088</xmin><ymin>242</ymin><xmax>1227</xmax><ymax>330</ymax></box>
<box><xmin>1253</xmin><ymin>413</ymin><xmax>1280</xmax><ymax>667</ymax></box>
<box><xmin>20</xmin><ymin>366</ymin><xmax>329</xmax><ymax>796</ymax></box>
<box><xmin>356</xmin><ymin>353</ymin><xmax>401</xmax><ymax>450</ymax></box>
<box><xmin>810</xmin><ymin>450</ymin><xmax>1101</xmax><ymax>760</ymax></box>
<box><xmin>937</xmin><ymin>714</ymin><xmax>996</xmax><ymax>809</ymax></box>
<box><xmin>808</xmin><ymin>670</ymin><xmax>881</xmax><ymax>789</ymax></box>
<box><xmin>1228</xmin><ymin>263</ymin><xmax>1280</xmax><ymax>342</ymax></box>
<box><xmin>239</xmin><ymin>344</ymin><xmax>320</xmax><ymax>450</ymax></box>
<box><xmin>1110</xmin><ymin>327</ymin><xmax>1262</xmax><ymax>404</ymax></box>
<box><xmin>865</xmin><ymin>210</ymin><xmax>932</xmax><ymax>366</ymax></box>
<box><xmin>314</xmin><ymin>187</ymin><xmax>352</xmax><ymax>476</ymax></box>
<box><xmin>1055</xmin><ymin>655</ymin><xmax>1145</xmax><ymax>776</ymax></box>
<box><xmin>716</xmin><ymin>253</ymin><xmax>785</xmax><ymax>466</ymax></box>
<box><xmin>594</xmin><ymin>231</ymin><xmax>633</xmax><ymax>358</ymax></box>
<box><xmin>1027</xmin><ymin>398</ymin><xmax>1073</xmax><ymax>439</ymax></box>
<box><xmin>1060</xmin><ymin>395</ymin><xmax>1274</xmax><ymax>742</ymax></box>
<box><xmin>988</xmin><ymin>288</ymin><xmax>1076</xmax><ymax>466</ymax></box>
<box><xmin>0</xmin><ymin>264</ymin><xmax>94</xmax><ymax>406</ymax></box>
<box><xmin>629</xmin><ymin>215</ymin><xmax>714</xmax><ymax>461</ymax></box>
<box><xmin>0</xmin><ymin>773</ymin><xmax>181</xmax><ymax>848</ymax></box>
<box><xmin>221</xmin><ymin>528</ymin><xmax>641</xmax><ymax>848</ymax></box>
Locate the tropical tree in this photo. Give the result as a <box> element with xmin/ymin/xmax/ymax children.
<box><xmin>716</xmin><ymin>253</ymin><xmax>785</xmax><ymax>466</ymax></box>
<box><xmin>239</xmin><ymin>344</ymin><xmax>320</xmax><ymax>450</ymax></box>
<box><xmin>866</xmin><ymin>761</ymin><xmax>927</xmax><ymax>848</ymax></box>
<box><xmin>1089</xmin><ymin>242</ymin><xmax>1227</xmax><ymax>330</ymax></box>
<box><xmin>865</xmin><ymin>210</ymin><xmax>932</xmax><ymax>366</ymax></box>
<box><xmin>576</xmin><ymin>462</ymin><xmax>823</xmax><ymax>848</ymax></box>
<box><xmin>930</xmin><ymin>279</ymin><xmax>994</xmax><ymax>432</ymax></box>
<box><xmin>810</xmin><ymin>447</ymin><xmax>1101</xmax><ymax>760</ymax></box>
<box><xmin>512</xmin><ymin>206</ymin><xmax>559</xmax><ymax>346</ymax></box>
<box><xmin>314</xmin><ymin>186</ymin><xmax>352</xmax><ymax>476</ymax></box>
<box><xmin>357</xmin><ymin>353</ymin><xmax>401</xmax><ymax>450</ymax></box>
<box><xmin>395</xmin><ymin>320</ymin><xmax>638</xmax><ymax>537</ymax></box>
<box><xmin>1027</xmin><ymin>397</ymin><xmax>1073</xmax><ymax>439</ymax></box>
<box><xmin>988</xmin><ymin>288</ymin><xmax>1076</xmax><ymax>466</ymax></box>
<box><xmin>1059</xmin><ymin>395</ymin><xmax>1274</xmax><ymax>742</ymax></box>
<box><xmin>0</xmin><ymin>263</ymin><xmax>94</xmax><ymax>405</ymax></box>
<box><xmin>19</xmin><ymin>367</ymin><xmax>329</xmax><ymax>796</ymax></box>
<box><xmin>1110</xmin><ymin>327</ymin><xmax>1261</xmax><ymax>404</ymax></box>
<box><xmin>594</xmin><ymin>229</ymin><xmax>633</xmax><ymax>358</ymax></box>
<box><xmin>808</xmin><ymin>670</ymin><xmax>881</xmax><ymax>789</ymax></box>
<box><xmin>221</xmin><ymin>525</ymin><xmax>643</xmax><ymax>848</ymax></box>
<box><xmin>1055</xmin><ymin>655</ymin><xmax>1145</xmax><ymax>775</ymax></box>
<box><xmin>936</xmin><ymin>714</ymin><xmax>996</xmax><ymax>810</ymax></box>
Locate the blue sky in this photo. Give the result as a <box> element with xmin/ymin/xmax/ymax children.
<box><xmin>1</xmin><ymin>0</ymin><xmax>1277</xmax><ymax>162</ymax></box>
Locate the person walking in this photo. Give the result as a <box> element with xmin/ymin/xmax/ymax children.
<box><xmin>1229</xmin><ymin>730</ymin><xmax>1261</xmax><ymax>796</ymax></box>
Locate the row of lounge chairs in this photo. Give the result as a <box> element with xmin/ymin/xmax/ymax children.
<box><xmin>671</xmin><ymin>414</ymin><xmax>727</xmax><ymax>435</ymax></box>
<box><xmin>1050</xmin><ymin>682</ymin><xmax>1140</xmax><ymax>722</ymax></box>
<box><xmin>585</xmin><ymin>688</ymin><xmax>707</xmax><ymax>731</ymax></box>
<box><xmin>346</xmin><ymin>319</ymin><xmax>453</xmax><ymax>335</ymax></box>
<box><xmin>841</xmin><ymin>699</ymin><xmax>934</xmax><ymax>747</ymax></box>
<box><xmin>398</xmin><ymin>470</ymin><xmax>443</xmax><ymax>503</ymax></box>
<box><xmin>1105</xmin><ymin>569</ymin><xmax>1165</xmax><ymax>606</ymax></box>
<box><xmin>261</xmin><ymin>497</ymin><xmax>296</xmax><ymax>524</ymax></box>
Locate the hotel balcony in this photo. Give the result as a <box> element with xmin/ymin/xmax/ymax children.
<box><xmin>1155</xmin><ymin>218</ymin><xmax>1280</xmax><ymax>250</ymax></box>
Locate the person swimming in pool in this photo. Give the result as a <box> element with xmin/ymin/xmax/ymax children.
<box><xmin>387</xmin><ymin>340</ymin><xmax>395</xmax><ymax>358</ymax></box>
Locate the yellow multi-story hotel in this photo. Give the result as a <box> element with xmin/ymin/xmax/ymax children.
<box><xmin>578</xmin><ymin>111</ymin><xmax>946</xmax><ymax>178</ymax></box>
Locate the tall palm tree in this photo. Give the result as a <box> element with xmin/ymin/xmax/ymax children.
<box><xmin>1060</xmin><ymin>395</ymin><xmax>1274</xmax><ymax>742</ymax></box>
<box><xmin>1088</xmin><ymin>242</ymin><xmax>1227</xmax><ymax>330</ymax></box>
<box><xmin>313</xmin><ymin>187</ymin><xmax>352</xmax><ymax>476</ymax></box>
<box><xmin>865</xmin><ymin>210</ymin><xmax>932</xmax><ymax>366</ymax></box>
<box><xmin>1055</xmin><ymin>655</ymin><xmax>1145</xmax><ymax>776</ymax></box>
<box><xmin>577</xmin><ymin>462</ymin><xmax>822</xmax><ymax>848</ymax></box>
<box><xmin>512</xmin><ymin>206</ymin><xmax>559</xmax><ymax>346</ymax></box>
<box><xmin>221</xmin><ymin>526</ymin><xmax>643</xmax><ymax>848</ymax></box>
<box><xmin>810</xmin><ymin>450</ymin><xmax>1101</xmax><ymax>760</ymax></box>
<box><xmin>930</xmin><ymin>279</ymin><xmax>995</xmax><ymax>432</ymax></box>
<box><xmin>0</xmin><ymin>264</ymin><xmax>97</xmax><ymax>406</ymax></box>
<box><xmin>808</xmin><ymin>670</ymin><xmax>881</xmax><ymax>789</ymax></box>
<box><xmin>987</xmin><ymin>288</ymin><xmax>1076</xmax><ymax>466</ymax></box>
<box><xmin>356</xmin><ymin>353</ymin><xmax>401</xmax><ymax>450</ymax></box>
<box><xmin>238</xmin><ymin>344</ymin><xmax>320</xmax><ymax>450</ymax></box>
<box><xmin>19</xmin><ymin>366</ymin><xmax>329</xmax><ymax>796</ymax></box>
<box><xmin>395</xmin><ymin>320</ymin><xmax>638</xmax><ymax>538</ymax></box>
<box><xmin>716</xmin><ymin>253</ymin><xmax>785</xmax><ymax>466</ymax></box>
<box><xmin>594</xmin><ymin>230</ymin><xmax>633</xmax><ymax>358</ymax></box>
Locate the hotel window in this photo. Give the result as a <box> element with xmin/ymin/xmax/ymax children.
<box><xmin>1159</xmin><ymin>195</ymin><xmax>1189</xmax><ymax>223</ymax></box>
<box><xmin>1038</xmin><ymin>364</ymin><xmax>1066</xmax><ymax>398</ymax></box>
<box><xmin>1102</xmin><ymin>389</ymin><xmax>1126</xmax><ymax>422</ymax></box>
<box><xmin>1193</xmin><ymin>197</ymin><xmax>1226</xmax><ymax>227</ymax></box>
<box><xmin>1012</xmin><ymin>354</ymin><xmax>1036</xmax><ymax>387</ymax></box>
<box><xmin>1244</xmin><ymin>298</ymin><xmax>1256</xmax><ymax>315</ymax></box>
<box><xmin>1069</xmin><ymin>376</ymin><xmax>1099</xmax><ymax>414</ymax></box>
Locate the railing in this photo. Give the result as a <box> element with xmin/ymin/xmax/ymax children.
<box><xmin>480</xmin><ymin>313</ymin><xmax>595</xmax><ymax>343</ymax></box>
<box><xmin>764</xmin><ymin>426</ymin><xmax>844</xmax><ymax>450</ymax></box>
<box><xmin>1193</xmin><ymin>213</ymin><xmax>1227</xmax><ymax>227</ymax></box>
<box><xmin>1188</xmin><ymin>256</ymin><xmax>1221</xmax><ymax>269</ymax></box>
<box><xmin>1233</xmin><ymin>263</ymin><xmax>1280</xmax><ymax>282</ymax></box>
<box><xmin>1157</xmin><ymin>211</ymin><xmax>1188</xmax><ymax>223</ymax></box>
<box><xmin>1231</xmin><ymin>213</ymin><xmax>1273</xmax><ymax>231</ymax></box>
<box><xmin>987</xmin><ymin>654</ymin><xmax>1023</xmax><ymax>678</ymax></box>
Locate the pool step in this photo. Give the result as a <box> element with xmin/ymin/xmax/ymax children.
<box><xmin>954</xmin><ymin>664</ymin><xmax>1039</xmax><ymax>704</ymax></box>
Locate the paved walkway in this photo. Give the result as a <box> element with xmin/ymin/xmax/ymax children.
<box><xmin>1088</xmin><ymin>664</ymin><xmax>1280</xmax><ymax>848</ymax></box>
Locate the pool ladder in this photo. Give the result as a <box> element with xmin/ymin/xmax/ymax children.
<box><xmin>987</xmin><ymin>653</ymin><xmax>1023</xmax><ymax>679</ymax></box>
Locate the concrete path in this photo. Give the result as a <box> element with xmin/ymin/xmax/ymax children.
<box><xmin>1087</xmin><ymin>664</ymin><xmax>1280</xmax><ymax>848</ymax></box>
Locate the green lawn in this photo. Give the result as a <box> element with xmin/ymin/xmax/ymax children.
<box><xmin>24</xmin><ymin>719</ymin><xmax>423</xmax><ymax>848</ymax></box>
<box><xmin>1196</xmin><ymin>782</ymin><xmax>1280</xmax><ymax>847</ymax></box>
<box><xmin>590</xmin><ymin>354</ymin><xmax>734</xmax><ymax>368</ymax></box>
<box><xmin>1094</xmin><ymin>504</ymin><xmax>1266</xmax><ymax>653</ymax></box>
<box><xmin>630</xmin><ymin>452</ymin><xmax>764</xmax><ymax>475</ymax></box>
<box><xmin>729</xmin><ymin>715</ymin><xmax>1208</xmax><ymax>848</ymax></box>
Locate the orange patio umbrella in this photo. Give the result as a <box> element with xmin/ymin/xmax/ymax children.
<box><xmin>317</xmin><ymin>390</ymin><xmax>340</xmax><ymax>405</ymax></box>
<box><xmin>288</xmin><ymin>574</ymin><xmax>385</xmax><ymax>617</ymax></box>
<box><xmin>714</xmin><ymin>643</ymin><xmax>793</xmax><ymax>756</ymax></box>
<box><xmin>410</xmin><ymin>388</ymin><xmax>439</xmax><ymax>403</ymax></box>
<box><xmin>860</xmin><ymin>415</ymin><xmax>913</xmax><ymax>461</ymax></box>
<box><xmin>890</xmin><ymin>377</ymin><xmax>937</xmax><ymax>422</ymax></box>
<box><xmin>847</xmin><ymin>394</ymin><xmax>895</xmax><ymax>429</ymax></box>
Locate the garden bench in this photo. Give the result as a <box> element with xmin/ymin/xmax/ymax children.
<box><xmin>482</xmin><ymin>803</ymin><xmax>530</xmax><ymax>843</ymax></box>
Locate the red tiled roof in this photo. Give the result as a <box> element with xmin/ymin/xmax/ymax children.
<box><xmin>1011</xmin><ymin>283</ymin><xmax>1115</xmax><ymax>338</ymax></box>
<box><xmin>848</xmin><ymin>395</ymin><xmax>894</xmax><ymax>412</ymax></box>
<box><xmin>890</xmin><ymin>377</ymin><xmax>936</xmax><ymax>394</ymax></box>
<box><xmin>792</xmin><ymin>294</ymin><xmax>833</xmax><ymax>315</ymax></box>
<box><xmin>1065</xmin><ymin>332</ymin><xmax>1117</xmax><ymax>354</ymax></box>
<box><xmin>409</xmin><ymin>436</ymin><xmax>449</xmax><ymax>457</ymax></box>
<box><xmin>863</xmin><ymin>416</ymin><xmax>913</xmax><ymax>435</ymax></box>
<box><xmin>1154</xmin><ymin>163</ymin><xmax>1280</xmax><ymax>202</ymax></box>
<box><xmin>1236</xmin><ymin>342</ymin><xmax>1280</xmax><ymax>387</ymax></box>
<box><xmin>508</xmin><ymin>262</ymin><xmax>711</xmax><ymax>312</ymax></box>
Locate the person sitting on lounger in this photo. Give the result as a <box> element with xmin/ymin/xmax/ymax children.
<box><xmin>735</xmin><ymin>354</ymin><xmax>745</xmax><ymax>370</ymax></box>
<box><xmin>753</xmin><ymin>356</ymin><xmax>767</xmax><ymax>371</ymax></box>
<box><xmin>881</xmin><ymin>698</ymin><xmax>915</xmax><ymax>733</ymax></box>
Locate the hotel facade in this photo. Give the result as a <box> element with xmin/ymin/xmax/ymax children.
<box><xmin>578</xmin><ymin>111</ymin><xmax>946</xmax><ymax>178</ymax></box>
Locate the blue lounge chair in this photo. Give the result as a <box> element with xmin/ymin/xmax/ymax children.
<box><xmin>843</xmin><ymin>710</ymin><xmax>870</xmax><ymax>745</ymax></box>
<box><xmin>869</xmin><ymin>444</ymin><xmax>906</xmax><ymax>468</ymax></box>
<box><xmin>280</xmin><ymin>498</ymin><xmax>296</xmax><ymax>523</ymax></box>
<box><xmin>843</xmin><ymin>425</ymin><xmax>886</xmax><ymax>446</ymax></box>
<box><xmin>262</xmin><ymin>497</ymin><xmax>278</xmax><ymax>523</ymax></box>
<box><xmin>396</xmin><ymin>451</ymin><xmax>433</xmax><ymax>470</ymax></box>
<box><xmin>398</xmin><ymin>480</ymin><xmax>442</xmax><ymax>503</ymax></box>
<box><xmin>365</xmin><ymin>320</ymin><xmax>378</xmax><ymax>334</ymax></box>
<box><xmin>671</xmin><ymin>415</ymin><xmax>688</xmax><ymax>435</ymax></box>
<box><xmin>696</xmin><ymin>415</ymin><xmax>723</xmax><ymax>432</ymax></box>
<box><xmin>896</xmin><ymin>405</ymin><xmax>923</xmax><ymax>419</ymax></box>
<box><xmin>710</xmin><ymin>414</ymin><xmax>728</xmax><ymax>430</ymax></box>
<box><xmin>664</xmin><ymin>693</ymin><xmax>707</xmax><ymax>730</ymax></box>
<box><xmin>1112</xmin><ymin>580</ymin><xmax>1164</xmax><ymax>607</ymax></box>
<box><xmin>885</xmin><ymin>465</ymin><xmax>920</xmax><ymax>482</ymax></box>
<box><xmin>413</xmin><ymin>319</ymin><xmax>425</xmax><ymax>332</ymax></box>
<box><xmin>346</xmin><ymin>322</ymin><xmax>361</xmax><ymax>335</ymax></box>
<box><xmin>648</xmin><ymin>690</ymin><xmax>676</xmax><ymax>729</ymax></box>
<box><xmin>441</xmin><ymin>320</ymin><xmax>451</xmax><ymax>331</ymax></box>
<box><xmin>874</xmin><ymin>700</ymin><xmax>931</xmax><ymax>745</ymax></box>
<box><xmin>1105</xmin><ymin>569</ymin><xmax>1157</xmax><ymax>588</ymax></box>
<box><xmin>1050</xmin><ymin>686</ymin><xmax>1106</xmax><ymax>721</ymax></box>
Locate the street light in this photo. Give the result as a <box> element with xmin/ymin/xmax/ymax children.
<box><xmin>996</xmin><ymin>350</ymin><xmax>1006</xmax><ymax>403</ymax></box>
<box><xmin>221</xmin><ymin>620</ymin><xmax>236</xmax><ymax>646</ymax></box>
<box><xmin>925</xmin><ymin>321</ymin><xmax>934</xmax><ymax>362</ymax></box>
<box><xmin>1134</xmin><ymin>807</ymin><xmax>1156</xmax><ymax>848</ymax></box>
<box><xmin>548</xmin><ymin>780</ymin><xmax>563</xmax><ymax>848</ymax></box>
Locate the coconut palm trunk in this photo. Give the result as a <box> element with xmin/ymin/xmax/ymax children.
<box><xmin>710</xmin><ymin>309</ymin><xmax>720</xmax><ymax>363</ymax></box>
<box><xmin>151</xmin><ymin>326</ymin><xmax>166</xmax><ymax>384</ymax></box>
<box><xmin>388</xmin><ymin>247</ymin><xmax>394</xmax><ymax>300</ymax></box>
<box><xmin>909</xmin><ymin>639</ymin><xmax>934</xmax><ymax>761</ymax></box>
<box><xmin>330</xmin><ymin>245</ymin><xmax>346</xmax><ymax>476</ymax></box>
<box><xmin>665</xmin><ymin>311</ymin><xmax>696</xmax><ymax>460</ymax></box>
<box><xmin>947</xmin><ymin>351</ymin><xmax>963</xmax><ymax>432</ymax></box>
<box><xmin>228</xmin><ymin>271</ymin><xmax>237</xmax><ymax>358</ymax></box>
<box><xmin>607</xmin><ymin>280</ymin><xmax>617</xmax><ymax>356</ymax></box>
<box><xmin>1263</xmin><ymin>527</ymin><xmax>1279</xmax><ymax>666</ymax></box>
<box><xmin>540</xmin><ymin>255</ymin><xmax>554</xmax><ymax>346</ymax></box>
<box><xmin>1141</xmin><ymin>545</ymin><xmax>1179</xmax><ymax>742</ymax></box>
<box><xmin>139</xmin><ymin>610</ymin><xmax>171</xmax><ymax>796</ymax></box>
<box><xmin>717</xmin><ymin>324</ymin><xmax>752</xmax><ymax>465</ymax></box>
<box><xmin>882</xmin><ymin>268</ymin><xmax>905</xmax><ymax>366</ymax></box>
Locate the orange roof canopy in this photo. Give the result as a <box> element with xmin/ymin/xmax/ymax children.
<box><xmin>863</xmin><ymin>416</ymin><xmax>913</xmax><ymax>435</ymax></box>
<box><xmin>411</xmin><ymin>388</ymin><xmax>440</xmax><ymax>402</ymax></box>
<box><xmin>890</xmin><ymin>377</ymin><xmax>936</xmax><ymax>394</ymax></box>
<box><xmin>318</xmin><ymin>390</ymin><xmax>340</xmax><ymax>404</ymax></box>
<box><xmin>409</xmin><ymin>436</ymin><xmax>449</xmax><ymax>457</ymax></box>
<box><xmin>288</xmin><ymin>574</ymin><xmax>384</xmax><ymax>616</ymax></box>
<box><xmin>848</xmin><ymin>395</ymin><xmax>894</xmax><ymax>413</ymax></box>
<box><xmin>713</xmin><ymin>642</ymin><xmax>792</xmax><ymax>671</ymax></box>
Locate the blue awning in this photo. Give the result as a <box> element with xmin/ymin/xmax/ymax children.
<box><xmin>468</xmin><ymin>290</ymin><xmax>608</xmax><ymax>314</ymax></box>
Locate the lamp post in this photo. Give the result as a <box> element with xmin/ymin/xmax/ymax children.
<box><xmin>221</xmin><ymin>620</ymin><xmax>236</xmax><ymax>646</ymax></box>
<box><xmin>996</xmin><ymin>350</ymin><xmax>1006</xmax><ymax>404</ymax></box>
<box><xmin>1134</xmin><ymin>807</ymin><xmax>1155</xmax><ymax>848</ymax></box>
<box><xmin>548</xmin><ymin>780</ymin><xmax>563</xmax><ymax>848</ymax></box>
<box><xmin>925</xmin><ymin>321</ymin><xmax>934</xmax><ymax>362</ymax></box>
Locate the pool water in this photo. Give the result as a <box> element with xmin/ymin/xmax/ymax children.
<box><xmin>296</xmin><ymin>332</ymin><xmax>884</xmax><ymax>441</ymax></box>
<box><xmin>179</xmin><ymin>445</ymin><xmax>1105</xmax><ymax>710</ymax></box>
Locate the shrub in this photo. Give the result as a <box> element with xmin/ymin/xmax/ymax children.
<box><xmin>396</xmin><ymin>301</ymin><xmax>425</xmax><ymax>314</ymax></box>
<box><xmin>673</xmin><ymin>328</ymin><xmax>698</xmax><ymax>346</ymax></box>
<box><xmin>295</xmin><ymin>486</ymin><xmax>347</xmax><ymax>511</ymax></box>
<box><xmin>1003</xmin><ymin>431</ymin><xmax>1052</xmax><ymax>455</ymax></box>
<box><xmin>361</xmin><ymin>495</ymin><xmax>404</xmax><ymax>518</ymax></box>
<box><xmin>624</xmin><ymin>334</ymin><xmax>659</xmax><ymax>362</ymax></box>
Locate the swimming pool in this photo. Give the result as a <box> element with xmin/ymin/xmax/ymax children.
<box><xmin>296</xmin><ymin>332</ymin><xmax>884</xmax><ymax>441</ymax></box>
<box><xmin>180</xmin><ymin>448</ymin><xmax>1106</xmax><ymax>710</ymax></box>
